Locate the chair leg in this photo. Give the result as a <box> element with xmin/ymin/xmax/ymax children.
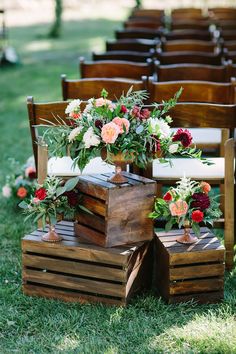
<box><xmin>224</xmin><ymin>139</ymin><xmax>235</xmax><ymax>271</ymax></box>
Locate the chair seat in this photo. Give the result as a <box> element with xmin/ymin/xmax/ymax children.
<box><xmin>171</xmin><ymin>128</ymin><xmax>221</xmax><ymax>144</ymax></box>
<box><xmin>48</xmin><ymin>156</ymin><xmax>115</xmax><ymax>176</ymax></box>
<box><xmin>153</xmin><ymin>157</ymin><xmax>224</xmax><ymax>179</ymax></box>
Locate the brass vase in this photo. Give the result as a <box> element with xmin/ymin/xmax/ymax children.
<box><xmin>176</xmin><ymin>221</ymin><xmax>198</xmax><ymax>244</ymax></box>
<box><xmin>42</xmin><ymin>223</ymin><xmax>63</xmax><ymax>243</ymax></box>
<box><xmin>101</xmin><ymin>149</ymin><xmax>134</xmax><ymax>184</ymax></box>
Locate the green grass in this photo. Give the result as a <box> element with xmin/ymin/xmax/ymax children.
<box><xmin>0</xmin><ymin>17</ymin><xmax>236</xmax><ymax>354</ymax></box>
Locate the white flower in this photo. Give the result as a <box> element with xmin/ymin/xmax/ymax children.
<box><xmin>149</xmin><ymin>118</ymin><xmax>170</xmax><ymax>138</ymax></box>
<box><xmin>2</xmin><ymin>185</ymin><xmax>12</xmax><ymax>198</ymax></box>
<box><xmin>68</xmin><ymin>126</ymin><xmax>82</xmax><ymax>142</ymax></box>
<box><xmin>83</xmin><ymin>127</ymin><xmax>100</xmax><ymax>148</ymax></box>
<box><xmin>86</xmin><ymin>113</ymin><xmax>93</xmax><ymax>122</ymax></box>
<box><xmin>169</xmin><ymin>143</ymin><xmax>179</xmax><ymax>154</ymax></box>
<box><xmin>65</xmin><ymin>99</ymin><xmax>82</xmax><ymax>114</ymax></box>
<box><xmin>84</xmin><ymin>99</ymin><xmax>94</xmax><ymax>114</ymax></box>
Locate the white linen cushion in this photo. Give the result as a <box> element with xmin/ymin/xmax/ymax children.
<box><xmin>171</xmin><ymin>128</ymin><xmax>221</xmax><ymax>144</ymax></box>
<box><xmin>153</xmin><ymin>157</ymin><xmax>224</xmax><ymax>179</ymax></box>
<box><xmin>47</xmin><ymin>156</ymin><xmax>115</xmax><ymax>176</ymax></box>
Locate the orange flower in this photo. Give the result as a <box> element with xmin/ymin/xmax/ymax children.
<box><xmin>200</xmin><ymin>181</ymin><xmax>211</xmax><ymax>194</ymax></box>
<box><xmin>169</xmin><ymin>200</ymin><xmax>188</xmax><ymax>216</ymax></box>
<box><xmin>17</xmin><ymin>187</ymin><xmax>28</xmax><ymax>199</ymax></box>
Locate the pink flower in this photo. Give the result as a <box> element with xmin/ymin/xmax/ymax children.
<box><xmin>112</xmin><ymin>117</ymin><xmax>130</xmax><ymax>134</ymax></box>
<box><xmin>32</xmin><ymin>197</ymin><xmax>40</xmax><ymax>204</ymax></box>
<box><xmin>95</xmin><ymin>98</ymin><xmax>115</xmax><ymax>110</ymax></box>
<box><xmin>169</xmin><ymin>200</ymin><xmax>188</xmax><ymax>216</ymax></box>
<box><xmin>101</xmin><ymin>122</ymin><xmax>120</xmax><ymax>144</ymax></box>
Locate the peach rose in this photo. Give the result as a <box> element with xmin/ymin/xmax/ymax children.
<box><xmin>17</xmin><ymin>187</ymin><xmax>28</xmax><ymax>199</ymax></box>
<box><xmin>200</xmin><ymin>181</ymin><xmax>211</xmax><ymax>194</ymax></box>
<box><xmin>95</xmin><ymin>98</ymin><xmax>115</xmax><ymax>110</ymax></box>
<box><xmin>101</xmin><ymin>122</ymin><xmax>120</xmax><ymax>144</ymax></box>
<box><xmin>169</xmin><ymin>200</ymin><xmax>188</xmax><ymax>217</ymax></box>
<box><xmin>112</xmin><ymin>117</ymin><xmax>130</xmax><ymax>134</ymax></box>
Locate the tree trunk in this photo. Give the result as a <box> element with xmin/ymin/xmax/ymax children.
<box><xmin>48</xmin><ymin>0</ymin><xmax>63</xmax><ymax>38</ymax></box>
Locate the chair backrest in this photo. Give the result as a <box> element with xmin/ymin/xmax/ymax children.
<box><xmin>115</xmin><ymin>28</ymin><xmax>162</xmax><ymax>40</ymax></box>
<box><xmin>79</xmin><ymin>57</ymin><xmax>153</xmax><ymax>79</ymax></box>
<box><xmin>170</xmin><ymin>20</ymin><xmax>210</xmax><ymax>31</ymax></box>
<box><xmin>226</xmin><ymin>50</ymin><xmax>236</xmax><ymax>63</ymax></box>
<box><xmin>161</xmin><ymin>39</ymin><xmax>217</xmax><ymax>53</ymax></box>
<box><xmin>209</xmin><ymin>7</ymin><xmax>236</xmax><ymax>20</ymax></box>
<box><xmin>218</xmin><ymin>21</ymin><xmax>236</xmax><ymax>31</ymax></box>
<box><xmin>224</xmin><ymin>40</ymin><xmax>236</xmax><ymax>51</ymax></box>
<box><xmin>155</xmin><ymin>61</ymin><xmax>232</xmax><ymax>82</ymax></box>
<box><xmin>156</xmin><ymin>50</ymin><xmax>222</xmax><ymax>65</ymax></box>
<box><xmin>106</xmin><ymin>39</ymin><xmax>158</xmax><ymax>52</ymax></box>
<box><xmin>61</xmin><ymin>75</ymin><xmax>146</xmax><ymax>101</ymax></box>
<box><xmin>27</xmin><ymin>97</ymin><xmax>68</xmax><ymax>168</ymax></box>
<box><xmin>221</xmin><ymin>30</ymin><xmax>236</xmax><ymax>41</ymax></box>
<box><xmin>171</xmin><ymin>8</ymin><xmax>203</xmax><ymax>19</ymax></box>
<box><xmin>164</xmin><ymin>29</ymin><xmax>212</xmax><ymax>41</ymax></box>
<box><xmin>92</xmin><ymin>50</ymin><xmax>153</xmax><ymax>63</ymax></box>
<box><xmin>167</xmin><ymin>102</ymin><xmax>236</xmax><ymax>129</ymax></box>
<box><xmin>147</xmin><ymin>78</ymin><xmax>236</xmax><ymax>104</ymax></box>
<box><xmin>124</xmin><ymin>20</ymin><xmax>163</xmax><ymax>30</ymax></box>
<box><xmin>131</xmin><ymin>9</ymin><xmax>165</xmax><ymax>18</ymax></box>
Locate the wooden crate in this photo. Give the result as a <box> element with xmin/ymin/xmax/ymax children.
<box><xmin>154</xmin><ymin>228</ymin><xmax>225</xmax><ymax>304</ymax></box>
<box><xmin>74</xmin><ymin>172</ymin><xmax>156</xmax><ymax>247</ymax></box>
<box><xmin>22</xmin><ymin>221</ymin><xmax>153</xmax><ymax>306</ymax></box>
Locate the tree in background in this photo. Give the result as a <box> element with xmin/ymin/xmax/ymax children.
<box><xmin>48</xmin><ymin>0</ymin><xmax>63</xmax><ymax>38</ymax></box>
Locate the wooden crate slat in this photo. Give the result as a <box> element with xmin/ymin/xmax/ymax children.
<box><xmin>156</xmin><ymin>227</ymin><xmax>209</xmax><ymax>237</ymax></box>
<box><xmin>23</xmin><ymin>268</ymin><xmax>125</xmax><ymax>297</ymax></box>
<box><xmin>22</xmin><ymin>240</ymin><xmax>131</xmax><ymax>266</ymax></box>
<box><xmin>31</xmin><ymin>230</ymin><xmax>75</xmax><ymax>241</ymax></box>
<box><xmin>76</xmin><ymin>213</ymin><xmax>105</xmax><ymax>234</ymax></box>
<box><xmin>122</xmin><ymin>171</ymin><xmax>155</xmax><ymax>184</ymax></box>
<box><xmin>168</xmin><ymin>291</ymin><xmax>224</xmax><ymax>304</ymax></box>
<box><xmin>23</xmin><ymin>284</ymin><xmax>125</xmax><ymax>306</ymax></box>
<box><xmin>170</xmin><ymin>249</ymin><xmax>225</xmax><ymax>265</ymax></box>
<box><xmin>163</xmin><ymin>237</ymin><xmax>221</xmax><ymax>249</ymax></box>
<box><xmin>159</xmin><ymin>231</ymin><xmax>214</xmax><ymax>243</ymax></box>
<box><xmin>74</xmin><ymin>223</ymin><xmax>106</xmax><ymax>247</ymax></box>
<box><xmin>77</xmin><ymin>177</ymin><xmax>109</xmax><ymax>200</ymax></box>
<box><xmin>169</xmin><ymin>263</ymin><xmax>225</xmax><ymax>281</ymax></box>
<box><xmin>170</xmin><ymin>278</ymin><xmax>224</xmax><ymax>295</ymax></box>
<box><xmin>23</xmin><ymin>254</ymin><xmax>126</xmax><ymax>282</ymax></box>
<box><xmin>82</xmin><ymin>195</ymin><xmax>106</xmax><ymax>216</ymax></box>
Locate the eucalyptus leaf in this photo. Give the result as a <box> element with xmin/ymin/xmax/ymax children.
<box><xmin>56</xmin><ymin>186</ymin><xmax>67</xmax><ymax>197</ymax></box>
<box><xmin>64</xmin><ymin>176</ymin><xmax>80</xmax><ymax>191</ymax></box>
<box><xmin>136</xmin><ymin>125</ymin><xmax>144</xmax><ymax>134</ymax></box>
<box><xmin>18</xmin><ymin>200</ymin><xmax>29</xmax><ymax>209</ymax></box>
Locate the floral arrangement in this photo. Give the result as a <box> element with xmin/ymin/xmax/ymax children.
<box><xmin>43</xmin><ymin>88</ymin><xmax>208</xmax><ymax>171</ymax></box>
<box><xmin>19</xmin><ymin>176</ymin><xmax>81</xmax><ymax>228</ymax></box>
<box><xmin>2</xmin><ymin>157</ymin><xmax>37</xmax><ymax>202</ymax></box>
<box><xmin>149</xmin><ymin>176</ymin><xmax>222</xmax><ymax>236</ymax></box>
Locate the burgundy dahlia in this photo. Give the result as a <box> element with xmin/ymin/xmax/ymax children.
<box><xmin>95</xmin><ymin>119</ymin><xmax>103</xmax><ymax>130</ymax></box>
<box><xmin>64</xmin><ymin>191</ymin><xmax>78</xmax><ymax>207</ymax></box>
<box><xmin>172</xmin><ymin>128</ymin><xmax>192</xmax><ymax>147</ymax></box>
<box><xmin>131</xmin><ymin>106</ymin><xmax>141</xmax><ymax>118</ymax></box>
<box><xmin>120</xmin><ymin>105</ymin><xmax>128</xmax><ymax>114</ymax></box>
<box><xmin>191</xmin><ymin>192</ymin><xmax>210</xmax><ymax>211</ymax></box>
<box><xmin>139</xmin><ymin>108</ymin><xmax>151</xmax><ymax>120</ymax></box>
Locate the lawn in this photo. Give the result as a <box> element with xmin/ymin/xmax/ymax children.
<box><xmin>0</xmin><ymin>14</ymin><xmax>236</xmax><ymax>354</ymax></box>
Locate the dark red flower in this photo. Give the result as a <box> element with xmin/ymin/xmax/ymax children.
<box><xmin>64</xmin><ymin>191</ymin><xmax>78</xmax><ymax>207</ymax></box>
<box><xmin>191</xmin><ymin>210</ymin><xmax>204</xmax><ymax>223</ymax></box>
<box><xmin>95</xmin><ymin>119</ymin><xmax>103</xmax><ymax>130</ymax></box>
<box><xmin>120</xmin><ymin>105</ymin><xmax>128</xmax><ymax>114</ymax></box>
<box><xmin>35</xmin><ymin>187</ymin><xmax>47</xmax><ymax>200</ymax></box>
<box><xmin>131</xmin><ymin>106</ymin><xmax>141</xmax><ymax>118</ymax></box>
<box><xmin>28</xmin><ymin>170</ymin><xmax>37</xmax><ymax>179</ymax></box>
<box><xmin>163</xmin><ymin>192</ymin><xmax>172</xmax><ymax>202</ymax></box>
<box><xmin>172</xmin><ymin>128</ymin><xmax>192</xmax><ymax>147</ymax></box>
<box><xmin>139</xmin><ymin>108</ymin><xmax>151</xmax><ymax>120</ymax></box>
<box><xmin>191</xmin><ymin>192</ymin><xmax>210</xmax><ymax>211</ymax></box>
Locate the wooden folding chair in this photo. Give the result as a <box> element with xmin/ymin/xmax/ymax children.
<box><xmin>115</xmin><ymin>28</ymin><xmax>162</xmax><ymax>40</ymax></box>
<box><xmin>131</xmin><ymin>9</ymin><xmax>165</xmax><ymax>19</ymax></box>
<box><xmin>171</xmin><ymin>8</ymin><xmax>203</xmax><ymax>20</ymax></box>
<box><xmin>27</xmin><ymin>97</ymin><xmax>114</xmax><ymax>181</ymax></box>
<box><xmin>154</xmin><ymin>61</ymin><xmax>232</xmax><ymax>82</ymax></box>
<box><xmin>106</xmin><ymin>39</ymin><xmax>159</xmax><ymax>53</ymax></box>
<box><xmin>156</xmin><ymin>49</ymin><xmax>223</xmax><ymax>65</ymax></box>
<box><xmin>92</xmin><ymin>50</ymin><xmax>154</xmax><ymax>63</ymax></box>
<box><xmin>164</xmin><ymin>29</ymin><xmax>213</xmax><ymax>41</ymax></box>
<box><xmin>209</xmin><ymin>7</ymin><xmax>236</xmax><ymax>21</ymax></box>
<box><xmin>220</xmin><ymin>30</ymin><xmax>236</xmax><ymax>41</ymax></box>
<box><xmin>124</xmin><ymin>19</ymin><xmax>163</xmax><ymax>30</ymax></box>
<box><xmin>79</xmin><ymin>57</ymin><xmax>153</xmax><ymax>80</ymax></box>
<box><xmin>161</xmin><ymin>39</ymin><xmax>219</xmax><ymax>53</ymax></box>
<box><xmin>61</xmin><ymin>75</ymin><xmax>146</xmax><ymax>101</ymax></box>
<box><xmin>170</xmin><ymin>20</ymin><xmax>211</xmax><ymax>31</ymax></box>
